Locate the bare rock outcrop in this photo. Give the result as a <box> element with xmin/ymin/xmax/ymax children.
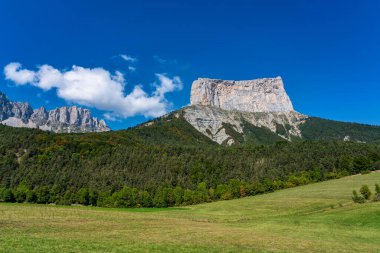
<box><xmin>183</xmin><ymin>105</ymin><xmax>306</xmax><ymax>145</ymax></box>
<box><xmin>185</xmin><ymin>77</ymin><xmax>306</xmax><ymax>145</ymax></box>
<box><xmin>0</xmin><ymin>91</ymin><xmax>110</xmax><ymax>133</ymax></box>
<box><xmin>190</xmin><ymin>77</ymin><xmax>294</xmax><ymax>113</ymax></box>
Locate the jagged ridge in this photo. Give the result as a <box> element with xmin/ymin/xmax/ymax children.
<box><xmin>0</xmin><ymin>91</ymin><xmax>110</xmax><ymax>133</ymax></box>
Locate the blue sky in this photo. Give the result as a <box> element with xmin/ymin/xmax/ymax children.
<box><xmin>1</xmin><ymin>0</ymin><xmax>379</xmax><ymax>129</ymax></box>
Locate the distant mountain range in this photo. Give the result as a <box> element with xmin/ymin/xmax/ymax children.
<box><xmin>0</xmin><ymin>77</ymin><xmax>380</xmax><ymax>207</ymax></box>
<box><xmin>1</xmin><ymin>76</ymin><xmax>380</xmax><ymax>144</ymax></box>
<box><xmin>0</xmin><ymin>92</ymin><xmax>110</xmax><ymax>133</ymax></box>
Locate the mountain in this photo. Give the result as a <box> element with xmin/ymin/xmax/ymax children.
<box><xmin>0</xmin><ymin>77</ymin><xmax>380</xmax><ymax>208</ymax></box>
<box><xmin>0</xmin><ymin>92</ymin><xmax>110</xmax><ymax>133</ymax></box>
<box><xmin>190</xmin><ymin>77</ymin><xmax>294</xmax><ymax>113</ymax></box>
<box><xmin>144</xmin><ymin>77</ymin><xmax>380</xmax><ymax>145</ymax></box>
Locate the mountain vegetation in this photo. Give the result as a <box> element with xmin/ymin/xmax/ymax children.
<box><xmin>301</xmin><ymin>117</ymin><xmax>380</xmax><ymax>143</ymax></box>
<box><xmin>1</xmin><ymin>111</ymin><xmax>380</xmax><ymax>207</ymax></box>
<box><xmin>1</xmin><ymin>172</ymin><xmax>380</xmax><ymax>253</ymax></box>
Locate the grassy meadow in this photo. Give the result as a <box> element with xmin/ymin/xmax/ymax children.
<box><xmin>0</xmin><ymin>172</ymin><xmax>379</xmax><ymax>253</ymax></box>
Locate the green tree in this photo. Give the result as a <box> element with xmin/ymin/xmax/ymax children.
<box><xmin>228</xmin><ymin>179</ymin><xmax>241</xmax><ymax>198</ymax></box>
<box><xmin>173</xmin><ymin>186</ymin><xmax>184</xmax><ymax>206</ymax></box>
<box><xmin>215</xmin><ymin>184</ymin><xmax>229</xmax><ymax>199</ymax></box>
<box><xmin>338</xmin><ymin>156</ymin><xmax>353</xmax><ymax>173</ymax></box>
<box><xmin>63</xmin><ymin>190</ymin><xmax>74</xmax><ymax>205</ymax></box>
<box><xmin>196</xmin><ymin>182</ymin><xmax>209</xmax><ymax>202</ymax></box>
<box><xmin>112</xmin><ymin>186</ymin><xmax>139</xmax><ymax>207</ymax></box>
<box><xmin>97</xmin><ymin>190</ymin><xmax>113</xmax><ymax>207</ymax></box>
<box><xmin>15</xmin><ymin>183</ymin><xmax>29</xmax><ymax>203</ymax></box>
<box><xmin>352</xmin><ymin>190</ymin><xmax>365</xmax><ymax>203</ymax></box>
<box><xmin>375</xmin><ymin>184</ymin><xmax>380</xmax><ymax>194</ymax></box>
<box><xmin>139</xmin><ymin>191</ymin><xmax>152</xmax><ymax>207</ymax></box>
<box><xmin>89</xmin><ymin>189</ymin><xmax>98</xmax><ymax>206</ymax></box>
<box><xmin>77</xmin><ymin>188</ymin><xmax>90</xmax><ymax>205</ymax></box>
<box><xmin>353</xmin><ymin>157</ymin><xmax>371</xmax><ymax>173</ymax></box>
<box><xmin>26</xmin><ymin>190</ymin><xmax>37</xmax><ymax>203</ymax></box>
<box><xmin>49</xmin><ymin>184</ymin><xmax>61</xmax><ymax>203</ymax></box>
<box><xmin>360</xmin><ymin>185</ymin><xmax>371</xmax><ymax>200</ymax></box>
<box><xmin>183</xmin><ymin>189</ymin><xmax>194</xmax><ymax>205</ymax></box>
<box><xmin>35</xmin><ymin>186</ymin><xmax>50</xmax><ymax>204</ymax></box>
<box><xmin>3</xmin><ymin>189</ymin><xmax>15</xmax><ymax>202</ymax></box>
<box><xmin>153</xmin><ymin>188</ymin><xmax>168</xmax><ymax>207</ymax></box>
<box><xmin>374</xmin><ymin>184</ymin><xmax>380</xmax><ymax>202</ymax></box>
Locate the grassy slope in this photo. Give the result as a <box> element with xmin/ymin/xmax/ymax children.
<box><xmin>0</xmin><ymin>172</ymin><xmax>379</xmax><ymax>253</ymax></box>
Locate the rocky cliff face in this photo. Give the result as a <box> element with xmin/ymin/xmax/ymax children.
<box><xmin>190</xmin><ymin>77</ymin><xmax>294</xmax><ymax>113</ymax></box>
<box><xmin>183</xmin><ymin>105</ymin><xmax>306</xmax><ymax>145</ymax></box>
<box><xmin>0</xmin><ymin>92</ymin><xmax>110</xmax><ymax>133</ymax></box>
<box><xmin>184</xmin><ymin>77</ymin><xmax>306</xmax><ymax>145</ymax></box>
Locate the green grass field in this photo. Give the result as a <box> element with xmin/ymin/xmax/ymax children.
<box><xmin>1</xmin><ymin>172</ymin><xmax>379</xmax><ymax>253</ymax></box>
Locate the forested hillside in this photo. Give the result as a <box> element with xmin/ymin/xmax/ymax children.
<box><xmin>301</xmin><ymin>117</ymin><xmax>380</xmax><ymax>143</ymax></box>
<box><xmin>1</xmin><ymin>114</ymin><xmax>380</xmax><ymax>207</ymax></box>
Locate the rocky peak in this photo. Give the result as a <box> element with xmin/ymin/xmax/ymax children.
<box><xmin>31</xmin><ymin>106</ymin><xmax>49</xmax><ymax>125</ymax></box>
<box><xmin>11</xmin><ymin>102</ymin><xmax>34</xmax><ymax>123</ymax></box>
<box><xmin>0</xmin><ymin>91</ymin><xmax>110</xmax><ymax>133</ymax></box>
<box><xmin>190</xmin><ymin>77</ymin><xmax>294</xmax><ymax>113</ymax></box>
<box><xmin>183</xmin><ymin>77</ymin><xmax>306</xmax><ymax>145</ymax></box>
<box><xmin>0</xmin><ymin>92</ymin><xmax>13</xmax><ymax>121</ymax></box>
<box><xmin>0</xmin><ymin>92</ymin><xmax>33</xmax><ymax>123</ymax></box>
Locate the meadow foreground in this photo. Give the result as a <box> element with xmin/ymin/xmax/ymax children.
<box><xmin>0</xmin><ymin>172</ymin><xmax>379</xmax><ymax>253</ymax></box>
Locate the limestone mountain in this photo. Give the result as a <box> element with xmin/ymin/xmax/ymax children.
<box><xmin>0</xmin><ymin>92</ymin><xmax>110</xmax><ymax>133</ymax></box>
<box><xmin>184</xmin><ymin>77</ymin><xmax>304</xmax><ymax>144</ymax></box>
<box><xmin>142</xmin><ymin>77</ymin><xmax>380</xmax><ymax>145</ymax></box>
<box><xmin>190</xmin><ymin>77</ymin><xmax>294</xmax><ymax>113</ymax></box>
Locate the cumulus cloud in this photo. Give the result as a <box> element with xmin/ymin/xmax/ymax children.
<box><xmin>4</xmin><ymin>62</ymin><xmax>182</xmax><ymax>119</ymax></box>
<box><xmin>4</xmin><ymin>62</ymin><xmax>35</xmax><ymax>84</ymax></box>
<box><xmin>154</xmin><ymin>74</ymin><xmax>183</xmax><ymax>98</ymax></box>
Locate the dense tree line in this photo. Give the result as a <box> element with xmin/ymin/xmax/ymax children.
<box><xmin>0</xmin><ymin>117</ymin><xmax>380</xmax><ymax>207</ymax></box>
<box><xmin>0</xmin><ymin>170</ymin><xmax>357</xmax><ymax>207</ymax></box>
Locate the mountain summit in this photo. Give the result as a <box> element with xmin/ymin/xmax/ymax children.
<box><xmin>182</xmin><ymin>77</ymin><xmax>304</xmax><ymax>144</ymax></box>
<box><xmin>190</xmin><ymin>77</ymin><xmax>294</xmax><ymax>113</ymax></box>
<box><xmin>142</xmin><ymin>77</ymin><xmax>380</xmax><ymax>145</ymax></box>
<box><xmin>0</xmin><ymin>92</ymin><xmax>110</xmax><ymax>133</ymax></box>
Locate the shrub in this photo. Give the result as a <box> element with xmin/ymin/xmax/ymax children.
<box><xmin>359</xmin><ymin>185</ymin><xmax>371</xmax><ymax>200</ymax></box>
<box><xmin>374</xmin><ymin>161</ymin><xmax>380</xmax><ymax>170</ymax></box>
<box><xmin>35</xmin><ymin>186</ymin><xmax>51</xmax><ymax>204</ymax></box>
<box><xmin>3</xmin><ymin>189</ymin><xmax>15</xmax><ymax>202</ymax></box>
<box><xmin>14</xmin><ymin>187</ymin><xmax>28</xmax><ymax>203</ymax></box>
<box><xmin>374</xmin><ymin>184</ymin><xmax>380</xmax><ymax>202</ymax></box>
<box><xmin>352</xmin><ymin>190</ymin><xmax>365</xmax><ymax>203</ymax></box>
<box><xmin>375</xmin><ymin>184</ymin><xmax>380</xmax><ymax>194</ymax></box>
<box><xmin>26</xmin><ymin>190</ymin><xmax>37</xmax><ymax>203</ymax></box>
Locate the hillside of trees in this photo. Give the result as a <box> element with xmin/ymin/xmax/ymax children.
<box><xmin>301</xmin><ymin>117</ymin><xmax>380</xmax><ymax>143</ymax></box>
<box><xmin>1</xmin><ymin>113</ymin><xmax>380</xmax><ymax>207</ymax></box>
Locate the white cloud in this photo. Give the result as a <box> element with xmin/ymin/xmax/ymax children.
<box><xmin>36</xmin><ymin>65</ymin><xmax>63</xmax><ymax>90</ymax></box>
<box><xmin>118</xmin><ymin>54</ymin><xmax>137</xmax><ymax>72</ymax></box>
<box><xmin>120</xmin><ymin>54</ymin><xmax>137</xmax><ymax>62</ymax></box>
<box><xmin>4</xmin><ymin>62</ymin><xmax>35</xmax><ymax>84</ymax></box>
<box><xmin>4</xmin><ymin>62</ymin><xmax>182</xmax><ymax>119</ymax></box>
<box><xmin>154</xmin><ymin>74</ymin><xmax>182</xmax><ymax>99</ymax></box>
